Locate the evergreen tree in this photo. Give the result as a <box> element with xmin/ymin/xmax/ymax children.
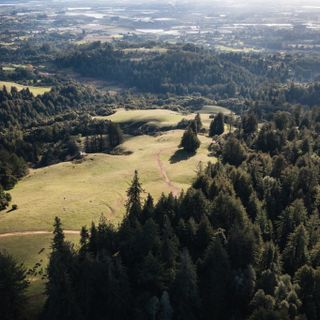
<box><xmin>43</xmin><ymin>217</ymin><xmax>82</xmax><ymax>320</ymax></box>
<box><xmin>209</xmin><ymin>112</ymin><xmax>224</xmax><ymax>136</ymax></box>
<box><xmin>109</xmin><ymin>121</ymin><xmax>124</xmax><ymax>148</ymax></box>
<box><xmin>194</xmin><ymin>113</ymin><xmax>202</xmax><ymax>133</ymax></box>
<box><xmin>79</xmin><ymin>226</ymin><xmax>89</xmax><ymax>256</ymax></box>
<box><xmin>295</xmin><ymin>265</ymin><xmax>320</xmax><ymax>320</ymax></box>
<box><xmin>199</xmin><ymin>236</ymin><xmax>231</xmax><ymax>320</ymax></box>
<box><xmin>283</xmin><ymin>225</ymin><xmax>310</xmax><ymax>275</ymax></box>
<box><xmin>159</xmin><ymin>291</ymin><xmax>173</xmax><ymax>320</ymax></box>
<box><xmin>0</xmin><ymin>252</ymin><xmax>29</xmax><ymax>320</ymax></box>
<box><xmin>171</xmin><ymin>250</ymin><xmax>201</xmax><ymax>320</ymax></box>
<box><xmin>126</xmin><ymin>170</ymin><xmax>143</xmax><ymax>219</ymax></box>
<box><xmin>179</xmin><ymin>127</ymin><xmax>201</xmax><ymax>153</ymax></box>
<box><xmin>242</xmin><ymin>113</ymin><xmax>258</xmax><ymax>135</ymax></box>
<box><xmin>222</xmin><ymin>137</ymin><xmax>247</xmax><ymax>166</ymax></box>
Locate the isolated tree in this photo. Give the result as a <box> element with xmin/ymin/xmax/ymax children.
<box><xmin>194</xmin><ymin>113</ymin><xmax>202</xmax><ymax>132</ymax></box>
<box><xmin>0</xmin><ymin>252</ymin><xmax>29</xmax><ymax>320</ymax></box>
<box><xmin>209</xmin><ymin>112</ymin><xmax>224</xmax><ymax>136</ymax></box>
<box><xmin>180</xmin><ymin>127</ymin><xmax>201</xmax><ymax>153</ymax></box>
<box><xmin>126</xmin><ymin>170</ymin><xmax>143</xmax><ymax>219</ymax></box>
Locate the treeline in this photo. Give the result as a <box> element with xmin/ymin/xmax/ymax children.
<box><xmin>38</xmin><ymin>106</ymin><xmax>320</xmax><ymax>320</ymax></box>
<box><xmin>0</xmin><ymin>82</ymin><xmax>117</xmax><ymax>209</ymax></box>
<box><xmin>221</xmin><ymin>52</ymin><xmax>320</xmax><ymax>83</ymax></box>
<box><xmin>0</xmin><ymin>83</ymin><xmax>114</xmax><ymax>129</ymax></box>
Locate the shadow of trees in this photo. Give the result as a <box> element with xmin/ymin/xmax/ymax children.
<box><xmin>169</xmin><ymin>149</ymin><xmax>195</xmax><ymax>164</ymax></box>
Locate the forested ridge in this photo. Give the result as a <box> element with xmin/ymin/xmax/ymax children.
<box><xmin>56</xmin><ymin>43</ymin><xmax>320</xmax><ymax>99</ymax></box>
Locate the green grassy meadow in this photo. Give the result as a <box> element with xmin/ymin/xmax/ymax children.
<box><xmin>99</xmin><ymin>106</ymin><xmax>230</xmax><ymax>130</ymax></box>
<box><xmin>97</xmin><ymin>108</ymin><xmax>191</xmax><ymax>128</ymax></box>
<box><xmin>0</xmin><ymin>130</ymin><xmax>214</xmax><ymax>233</ymax></box>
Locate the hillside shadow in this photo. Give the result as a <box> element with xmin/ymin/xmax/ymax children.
<box><xmin>170</xmin><ymin>149</ymin><xmax>195</xmax><ymax>164</ymax></box>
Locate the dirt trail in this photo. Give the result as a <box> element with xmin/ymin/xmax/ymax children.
<box><xmin>0</xmin><ymin>154</ymin><xmax>179</xmax><ymax>239</ymax></box>
<box><xmin>0</xmin><ymin>230</ymin><xmax>80</xmax><ymax>238</ymax></box>
<box><xmin>156</xmin><ymin>151</ymin><xmax>180</xmax><ymax>197</ymax></box>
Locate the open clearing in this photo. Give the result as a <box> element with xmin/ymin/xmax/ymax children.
<box><xmin>96</xmin><ymin>108</ymin><xmax>192</xmax><ymax>128</ymax></box>
<box><xmin>0</xmin><ymin>81</ymin><xmax>51</xmax><ymax>96</ymax></box>
<box><xmin>98</xmin><ymin>106</ymin><xmax>228</xmax><ymax>130</ymax></box>
<box><xmin>0</xmin><ymin>106</ymin><xmax>220</xmax><ymax>316</ymax></box>
<box><xmin>0</xmin><ymin>129</ymin><xmax>214</xmax><ymax>234</ymax></box>
<box><xmin>0</xmin><ymin>128</ymin><xmax>215</xmax><ymax>316</ymax></box>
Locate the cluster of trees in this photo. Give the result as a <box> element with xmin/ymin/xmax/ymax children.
<box><xmin>180</xmin><ymin>114</ymin><xmax>202</xmax><ymax>153</ymax></box>
<box><xmin>0</xmin><ymin>81</ymin><xmax>118</xmax><ymax>207</ymax></box>
<box><xmin>37</xmin><ymin>103</ymin><xmax>320</xmax><ymax>320</ymax></box>
<box><xmin>0</xmin><ymin>144</ymin><xmax>28</xmax><ymax>210</ymax></box>
<box><xmin>0</xmin><ymin>83</ymin><xmax>114</xmax><ymax>129</ymax></box>
<box><xmin>84</xmin><ymin>122</ymin><xmax>124</xmax><ymax>153</ymax></box>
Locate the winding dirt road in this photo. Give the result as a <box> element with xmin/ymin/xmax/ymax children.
<box><xmin>156</xmin><ymin>151</ymin><xmax>180</xmax><ymax>197</ymax></box>
<box><xmin>0</xmin><ymin>230</ymin><xmax>80</xmax><ymax>238</ymax></box>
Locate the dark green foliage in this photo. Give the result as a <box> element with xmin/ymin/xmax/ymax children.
<box><xmin>222</xmin><ymin>137</ymin><xmax>247</xmax><ymax>166</ymax></box>
<box><xmin>0</xmin><ymin>252</ymin><xmax>29</xmax><ymax>320</ymax></box>
<box><xmin>42</xmin><ymin>102</ymin><xmax>320</xmax><ymax>320</ymax></box>
<box><xmin>126</xmin><ymin>170</ymin><xmax>143</xmax><ymax>219</ymax></box>
<box><xmin>171</xmin><ymin>250</ymin><xmax>200</xmax><ymax>320</ymax></box>
<box><xmin>109</xmin><ymin>121</ymin><xmax>124</xmax><ymax>148</ymax></box>
<box><xmin>179</xmin><ymin>127</ymin><xmax>201</xmax><ymax>153</ymax></box>
<box><xmin>242</xmin><ymin>113</ymin><xmax>258</xmax><ymax>135</ymax></box>
<box><xmin>282</xmin><ymin>225</ymin><xmax>310</xmax><ymax>275</ymax></box>
<box><xmin>209</xmin><ymin>112</ymin><xmax>224</xmax><ymax>136</ymax></box>
<box><xmin>199</xmin><ymin>236</ymin><xmax>231</xmax><ymax>320</ymax></box>
<box><xmin>295</xmin><ymin>265</ymin><xmax>320</xmax><ymax>320</ymax></box>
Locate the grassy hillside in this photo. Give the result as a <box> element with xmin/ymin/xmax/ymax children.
<box><xmin>0</xmin><ymin>130</ymin><xmax>214</xmax><ymax>234</ymax></box>
<box><xmin>0</xmin><ymin>81</ymin><xmax>51</xmax><ymax>96</ymax></box>
<box><xmin>98</xmin><ymin>107</ymin><xmax>229</xmax><ymax>130</ymax></box>
<box><xmin>96</xmin><ymin>108</ymin><xmax>192</xmax><ymax>128</ymax></box>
